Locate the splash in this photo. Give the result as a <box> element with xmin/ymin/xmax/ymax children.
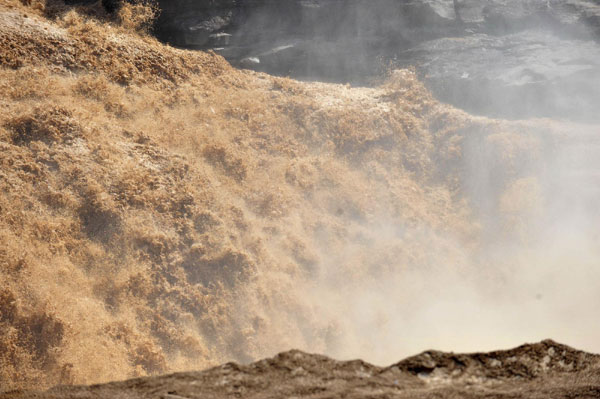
<box><xmin>0</xmin><ymin>0</ymin><xmax>599</xmax><ymax>391</ymax></box>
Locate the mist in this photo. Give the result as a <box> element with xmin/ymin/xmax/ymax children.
<box><xmin>233</xmin><ymin>116</ymin><xmax>600</xmax><ymax>365</ymax></box>
<box><xmin>187</xmin><ymin>0</ymin><xmax>600</xmax><ymax>362</ymax></box>
<box><xmin>2</xmin><ymin>0</ymin><xmax>600</xmax><ymax>391</ymax></box>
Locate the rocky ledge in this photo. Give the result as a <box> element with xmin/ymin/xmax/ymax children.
<box><xmin>3</xmin><ymin>340</ymin><xmax>600</xmax><ymax>399</ymax></box>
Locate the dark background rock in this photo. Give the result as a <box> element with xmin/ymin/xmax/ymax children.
<box><xmin>149</xmin><ymin>0</ymin><xmax>600</xmax><ymax>121</ymax></box>
<box><xmin>67</xmin><ymin>0</ymin><xmax>600</xmax><ymax>121</ymax></box>
<box><xmin>153</xmin><ymin>0</ymin><xmax>464</xmax><ymax>77</ymax></box>
<box><xmin>399</xmin><ymin>31</ymin><xmax>600</xmax><ymax>121</ymax></box>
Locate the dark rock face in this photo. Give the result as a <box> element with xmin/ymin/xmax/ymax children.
<box><xmin>154</xmin><ymin>0</ymin><xmax>465</xmax><ymax>79</ymax></box>
<box><xmin>399</xmin><ymin>31</ymin><xmax>600</xmax><ymax>121</ymax></box>
<box><xmin>152</xmin><ymin>0</ymin><xmax>600</xmax><ymax>121</ymax></box>
<box><xmin>58</xmin><ymin>0</ymin><xmax>600</xmax><ymax>121</ymax></box>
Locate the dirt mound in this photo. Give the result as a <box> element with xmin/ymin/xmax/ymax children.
<box><xmin>3</xmin><ymin>342</ymin><xmax>599</xmax><ymax>399</ymax></box>
<box><xmin>391</xmin><ymin>339</ymin><xmax>599</xmax><ymax>381</ymax></box>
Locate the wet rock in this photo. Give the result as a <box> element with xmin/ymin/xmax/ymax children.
<box><xmin>153</xmin><ymin>1</ymin><xmax>463</xmax><ymax>65</ymax></box>
<box><xmin>401</xmin><ymin>30</ymin><xmax>600</xmax><ymax>121</ymax></box>
<box><xmin>151</xmin><ymin>1</ymin><xmax>600</xmax><ymax>120</ymax></box>
<box><xmin>153</xmin><ymin>1</ymin><xmax>600</xmax><ymax>61</ymax></box>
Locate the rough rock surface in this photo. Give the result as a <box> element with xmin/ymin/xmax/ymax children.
<box><xmin>3</xmin><ymin>340</ymin><xmax>600</xmax><ymax>399</ymax></box>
